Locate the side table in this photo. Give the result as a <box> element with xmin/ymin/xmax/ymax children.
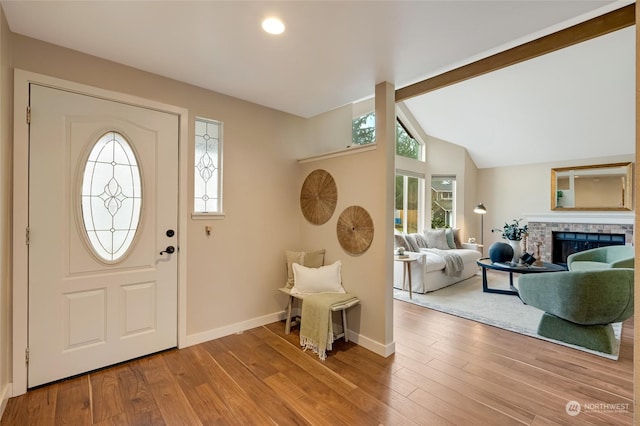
<box><xmin>462</xmin><ymin>242</ymin><xmax>484</xmax><ymax>256</ymax></box>
<box><xmin>394</xmin><ymin>255</ymin><xmax>417</xmax><ymax>299</ymax></box>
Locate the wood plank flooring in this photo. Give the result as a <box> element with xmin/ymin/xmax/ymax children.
<box><xmin>2</xmin><ymin>300</ymin><xmax>633</xmax><ymax>425</ymax></box>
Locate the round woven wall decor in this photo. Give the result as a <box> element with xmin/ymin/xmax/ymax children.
<box><xmin>336</xmin><ymin>205</ymin><xmax>374</xmax><ymax>255</ymax></box>
<box><xmin>300</xmin><ymin>169</ymin><xmax>337</xmax><ymax>225</ymax></box>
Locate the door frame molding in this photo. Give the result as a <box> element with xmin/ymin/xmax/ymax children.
<box><xmin>12</xmin><ymin>69</ymin><xmax>189</xmax><ymax>395</ymax></box>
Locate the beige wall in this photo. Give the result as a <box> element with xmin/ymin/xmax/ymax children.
<box><xmin>0</xmin><ymin>7</ymin><xmax>12</xmax><ymax>406</ymax></box>
<box><xmin>302</xmin><ymin>103</ymin><xmax>353</xmax><ymax>157</ymax></box>
<box><xmin>463</xmin><ymin>151</ymin><xmax>480</xmax><ymax>243</ymax></box>
<box><xmin>477</xmin><ymin>154</ymin><xmax>634</xmax><ymax>250</ymax></box>
<box><xmin>297</xmin><ymin>151</ymin><xmax>388</xmax><ymax>346</ymax></box>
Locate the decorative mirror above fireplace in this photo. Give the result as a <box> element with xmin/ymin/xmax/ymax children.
<box><xmin>551</xmin><ymin>162</ymin><xmax>633</xmax><ymax>211</ymax></box>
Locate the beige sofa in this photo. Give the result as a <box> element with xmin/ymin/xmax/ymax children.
<box><xmin>394</xmin><ymin>229</ymin><xmax>482</xmax><ymax>293</ymax></box>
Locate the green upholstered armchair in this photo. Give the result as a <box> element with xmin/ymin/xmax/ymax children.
<box><xmin>518</xmin><ymin>268</ymin><xmax>634</xmax><ymax>354</ymax></box>
<box><xmin>566</xmin><ymin>245</ymin><xmax>634</xmax><ymax>271</ymax></box>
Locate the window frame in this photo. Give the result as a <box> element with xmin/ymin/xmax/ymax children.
<box><xmin>395</xmin><ymin>107</ymin><xmax>425</xmax><ymax>162</ymax></box>
<box><xmin>395</xmin><ymin>173</ymin><xmax>425</xmax><ymax>234</ymax></box>
<box><xmin>192</xmin><ymin>116</ymin><xmax>225</xmax><ymax>219</ymax></box>
<box><xmin>351</xmin><ymin>111</ymin><xmax>376</xmax><ymax>146</ymax></box>
<box><xmin>430</xmin><ymin>175</ymin><xmax>457</xmax><ymax>229</ymax></box>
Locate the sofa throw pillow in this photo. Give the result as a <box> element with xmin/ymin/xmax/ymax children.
<box><xmin>413</xmin><ymin>233</ymin><xmax>428</xmax><ymax>249</ymax></box>
<box><xmin>425</xmin><ymin>229</ymin><xmax>450</xmax><ymax>250</ymax></box>
<box><xmin>394</xmin><ymin>232</ymin><xmax>410</xmax><ymax>251</ymax></box>
<box><xmin>285</xmin><ymin>249</ymin><xmax>325</xmax><ymax>288</ymax></box>
<box><xmin>445</xmin><ymin>228</ymin><xmax>456</xmax><ymax>249</ymax></box>
<box><xmin>452</xmin><ymin>228</ymin><xmax>463</xmax><ymax>249</ymax></box>
<box><xmin>291</xmin><ymin>261</ymin><xmax>345</xmax><ymax>295</ymax></box>
<box><xmin>405</xmin><ymin>234</ymin><xmax>421</xmax><ymax>252</ymax></box>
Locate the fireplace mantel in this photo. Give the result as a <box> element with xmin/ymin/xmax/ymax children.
<box><xmin>524</xmin><ymin>212</ymin><xmax>634</xmax><ymax>225</ymax></box>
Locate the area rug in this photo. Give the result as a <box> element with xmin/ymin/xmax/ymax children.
<box><xmin>393</xmin><ymin>272</ymin><xmax>622</xmax><ymax>360</ymax></box>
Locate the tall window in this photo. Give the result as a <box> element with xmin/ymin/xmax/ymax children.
<box><xmin>194</xmin><ymin>117</ymin><xmax>223</xmax><ymax>214</ymax></box>
<box><xmin>431</xmin><ymin>176</ymin><xmax>456</xmax><ymax>228</ymax></box>
<box><xmin>395</xmin><ymin>174</ymin><xmax>423</xmax><ymax>234</ymax></box>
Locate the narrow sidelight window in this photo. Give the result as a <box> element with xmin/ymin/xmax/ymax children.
<box><xmin>194</xmin><ymin>117</ymin><xmax>223</xmax><ymax>214</ymax></box>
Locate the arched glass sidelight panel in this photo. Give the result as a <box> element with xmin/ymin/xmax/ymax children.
<box><xmin>81</xmin><ymin>131</ymin><xmax>142</xmax><ymax>262</ymax></box>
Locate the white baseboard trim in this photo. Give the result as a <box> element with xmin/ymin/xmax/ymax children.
<box><xmin>0</xmin><ymin>382</ymin><xmax>13</xmax><ymax>418</ymax></box>
<box><xmin>181</xmin><ymin>311</ymin><xmax>287</xmax><ymax>348</ymax></box>
<box><xmin>347</xmin><ymin>331</ymin><xmax>395</xmax><ymax>357</ymax></box>
<box><xmin>180</xmin><ymin>310</ymin><xmax>396</xmax><ymax>359</ymax></box>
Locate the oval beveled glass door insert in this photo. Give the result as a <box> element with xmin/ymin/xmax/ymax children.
<box><xmin>81</xmin><ymin>131</ymin><xmax>142</xmax><ymax>262</ymax></box>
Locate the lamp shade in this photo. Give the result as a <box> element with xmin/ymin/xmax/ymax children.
<box><xmin>473</xmin><ymin>203</ymin><xmax>487</xmax><ymax>214</ymax></box>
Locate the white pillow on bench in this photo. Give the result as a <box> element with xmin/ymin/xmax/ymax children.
<box><xmin>291</xmin><ymin>261</ymin><xmax>345</xmax><ymax>295</ymax></box>
<box><xmin>284</xmin><ymin>249</ymin><xmax>325</xmax><ymax>288</ymax></box>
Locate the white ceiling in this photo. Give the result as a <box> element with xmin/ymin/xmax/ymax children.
<box><xmin>1</xmin><ymin>0</ymin><xmax>634</xmax><ymax>168</ymax></box>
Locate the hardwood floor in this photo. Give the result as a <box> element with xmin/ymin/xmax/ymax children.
<box><xmin>2</xmin><ymin>301</ymin><xmax>633</xmax><ymax>425</ymax></box>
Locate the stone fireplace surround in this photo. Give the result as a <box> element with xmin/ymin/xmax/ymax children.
<box><xmin>523</xmin><ymin>213</ymin><xmax>634</xmax><ymax>264</ymax></box>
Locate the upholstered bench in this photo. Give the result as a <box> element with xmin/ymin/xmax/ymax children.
<box><xmin>278</xmin><ymin>287</ymin><xmax>360</xmax><ymax>342</ymax></box>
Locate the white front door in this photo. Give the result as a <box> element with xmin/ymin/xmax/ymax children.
<box><xmin>28</xmin><ymin>84</ymin><xmax>179</xmax><ymax>387</ymax></box>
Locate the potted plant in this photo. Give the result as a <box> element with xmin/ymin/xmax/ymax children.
<box><xmin>493</xmin><ymin>219</ymin><xmax>528</xmax><ymax>241</ymax></box>
<box><xmin>492</xmin><ymin>219</ymin><xmax>528</xmax><ymax>264</ymax></box>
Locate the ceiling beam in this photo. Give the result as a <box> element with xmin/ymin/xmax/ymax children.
<box><xmin>396</xmin><ymin>3</ymin><xmax>635</xmax><ymax>102</ymax></box>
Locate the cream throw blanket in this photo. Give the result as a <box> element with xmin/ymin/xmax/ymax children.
<box><xmin>424</xmin><ymin>248</ymin><xmax>464</xmax><ymax>277</ymax></box>
<box><xmin>300</xmin><ymin>292</ymin><xmax>358</xmax><ymax>361</ymax></box>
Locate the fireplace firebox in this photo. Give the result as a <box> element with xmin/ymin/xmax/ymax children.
<box><xmin>552</xmin><ymin>231</ymin><xmax>625</xmax><ymax>266</ymax></box>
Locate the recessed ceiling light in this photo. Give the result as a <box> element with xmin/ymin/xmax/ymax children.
<box><xmin>262</xmin><ymin>17</ymin><xmax>285</xmax><ymax>35</ymax></box>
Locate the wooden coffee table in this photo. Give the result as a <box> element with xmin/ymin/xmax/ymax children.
<box><xmin>477</xmin><ymin>258</ymin><xmax>566</xmax><ymax>295</ymax></box>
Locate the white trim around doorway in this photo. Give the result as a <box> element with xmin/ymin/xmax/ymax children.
<box><xmin>12</xmin><ymin>69</ymin><xmax>189</xmax><ymax>396</ymax></box>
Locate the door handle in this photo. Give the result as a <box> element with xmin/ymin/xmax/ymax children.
<box><xmin>160</xmin><ymin>245</ymin><xmax>175</xmax><ymax>255</ymax></box>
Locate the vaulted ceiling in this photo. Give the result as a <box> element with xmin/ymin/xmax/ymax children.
<box><xmin>405</xmin><ymin>24</ymin><xmax>635</xmax><ymax>168</ymax></box>
<box><xmin>1</xmin><ymin>1</ymin><xmax>634</xmax><ymax>168</ymax></box>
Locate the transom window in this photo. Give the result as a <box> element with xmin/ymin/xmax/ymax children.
<box><xmin>81</xmin><ymin>131</ymin><xmax>142</xmax><ymax>262</ymax></box>
<box><xmin>396</xmin><ymin>120</ymin><xmax>421</xmax><ymax>160</ymax></box>
<box><xmin>194</xmin><ymin>117</ymin><xmax>223</xmax><ymax>215</ymax></box>
<box><xmin>351</xmin><ymin>112</ymin><xmax>422</xmax><ymax>160</ymax></box>
<box><xmin>352</xmin><ymin>112</ymin><xmax>376</xmax><ymax>145</ymax></box>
